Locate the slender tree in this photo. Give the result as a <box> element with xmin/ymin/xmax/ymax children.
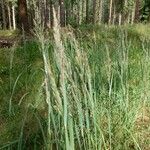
<box><xmin>12</xmin><ymin>1</ymin><xmax>16</xmax><ymax>30</ymax></box>
<box><xmin>134</xmin><ymin>0</ymin><xmax>140</xmax><ymax>22</ymax></box>
<box><xmin>93</xmin><ymin>0</ymin><xmax>100</xmax><ymax>24</ymax></box>
<box><xmin>108</xmin><ymin>0</ymin><xmax>113</xmax><ymax>24</ymax></box>
<box><xmin>1</xmin><ymin>0</ymin><xmax>150</xmax><ymax>30</ymax></box>
<box><xmin>86</xmin><ymin>0</ymin><xmax>89</xmax><ymax>23</ymax></box>
<box><xmin>59</xmin><ymin>0</ymin><xmax>65</xmax><ymax>27</ymax></box>
<box><xmin>1</xmin><ymin>0</ymin><xmax>7</xmax><ymax>29</ymax></box>
<box><xmin>50</xmin><ymin>0</ymin><xmax>54</xmax><ymax>27</ymax></box>
<box><xmin>18</xmin><ymin>0</ymin><xmax>29</xmax><ymax>32</ymax></box>
<box><xmin>7</xmin><ymin>1</ymin><xmax>12</xmax><ymax>30</ymax></box>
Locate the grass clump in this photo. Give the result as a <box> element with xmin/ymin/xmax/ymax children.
<box><xmin>0</xmin><ymin>24</ymin><xmax>150</xmax><ymax>149</ymax></box>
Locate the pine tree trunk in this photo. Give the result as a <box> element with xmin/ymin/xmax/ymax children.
<box><xmin>82</xmin><ymin>0</ymin><xmax>86</xmax><ymax>23</ymax></box>
<box><xmin>93</xmin><ymin>0</ymin><xmax>100</xmax><ymax>24</ymax></box>
<box><xmin>118</xmin><ymin>13</ymin><xmax>122</xmax><ymax>25</ymax></box>
<box><xmin>45</xmin><ymin>0</ymin><xmax>50</xmax><ymax>28</ymax></box>
<box><xmin>50</xmin><ymin>0</ymin><xmax>53</xmax><ymax>27</ymax></box>
<box><xmin>131</xmin><ymin>3</ymin><xmax>136</xmax><ymax>24</ymax></box>
<box><xmin>108</xmin><ymin>0</ymin><xmax>113</xmax><ymax>24</ymax></box>
<box><xmin>86</xmin><ymin>0</ymin><xmax>89</xmax><ymax>23</ymax></box>
<box><xmin>1</xmin><ymin>0</ymin><xmax>7</xmax><ymax>29</ymax></box>
<box><xmin>99</xmin><ymin>0</ymin><xmax>103</xmax><ymax>23</ymax></box>
<box><xmin>7</xmin><ymin>3</ymin><xmax>12</xmax><ymax>30</ymax></box>
<box><xmin>78</xmin><ymin>0</ymin><xmax>82</xmax><ymax>25</ymax></box>
<box><xmin>112</xmin><ymin>5</ymin><xmax>116</xmax><ymax>25</ymax></box>
<box><xmin>59</xmin><ymin>0</ymin><xmax>65</xmax><ymax>27</ymax></box>
<box><xmin>135</xmin><ymin>0</ymin><xmax>140</xmax><ymax>22</ymax></box>
<box><xmin>127</xmin><ymin>13</ymin><xmax>130</xmax><ymax>24</ymax></box>
<box><xmin>12</xmin><ymin>5</ymin><xmax>16</xmax><ymax>30</ymax></box>
<box><xmin>38</xmin><ymin>0</ymin><xmax>44</xmax><ymax>25</ymax></box>
<box><xmin>123</xmin><ymin>0</ymin><xmax>127</xmax><ymax>24</ymax></box>
<box><xmin>65</xmin><ymin>2</ymin><xmax>71</xmax><ymax>25</ymax></box>
<box><xmin>18</xmin><ymin>0</ymin><xmax>29</xmax><ymax>32</ymax></box>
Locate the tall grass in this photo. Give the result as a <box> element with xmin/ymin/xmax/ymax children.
<box><xmin>1</xmin><ymin>24</ymin><xmax>150</xmax><ymax>149</ymax></box>
<box><xmin>31</xmin><ymin>12</ymin><xmax>150</xmax><ymax>150</ymax></box>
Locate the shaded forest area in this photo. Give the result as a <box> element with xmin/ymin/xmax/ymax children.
<box><xmin>0</xmin><ymin>0</ymin><xmax>150</xmax><ymax>31</ymax></box>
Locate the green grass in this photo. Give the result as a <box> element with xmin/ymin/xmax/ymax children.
<box><xmin>0</xmin><ymin>24</ymin><xmax>150</xmax><ymax>149</ymax></box>
<box><xmin>0</xmin><ymin>30</ymin><xmax>18</xmax><ymax>38</ymax></box>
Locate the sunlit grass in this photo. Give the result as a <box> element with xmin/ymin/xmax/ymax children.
<box><xmin>0</xmin><ymin>30</ymin><xmax>18</xmax><ymax>37</ymax></box>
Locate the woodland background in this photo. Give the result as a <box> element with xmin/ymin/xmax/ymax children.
<box><xmin>0</xmin><ymin>0</ymin><xmax>150</xmax><ymax>31</ymax></box>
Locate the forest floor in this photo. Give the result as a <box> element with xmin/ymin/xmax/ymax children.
<box><xmin>0</xmin><ymin>24</ymin><xmax>150</xmax><ymax>149</ymax></box>
<box><xmin>0</xmin><ymin>30</ymin><xmax>19</xmax><ymax>48</ymax></box>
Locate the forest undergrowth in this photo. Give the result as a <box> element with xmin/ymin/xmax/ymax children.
<box><xmin>0</xmin><ymin>24</ymin><xmax>150</xmax><ymax>149</ymax></box>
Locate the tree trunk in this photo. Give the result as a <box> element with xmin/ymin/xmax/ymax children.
<box><xmin>45</xmin><ymin>0</ymin><xmax>50</xmax><ymax>28</ymax></box>
<box><xmin>135</xmin><ymin>0</ymin><xmax>140</xmax><ymax>22</ymax></box>
<box><xmin>82</xmin><ymin>0</ymin><xmax>86</xmax><ymax>23</ymax></box>
<box><xmin>50</xmin><ymin>0</ymin><xmax>54</xmax><ymax>28</ymax></box>
<box><xmin>93</xmin><ymin>0</ymin><xmax>100</xmax><ymax>24</ymax></box>
<box><xmin>99</xmin><ymin>0</ymin><xmax>103</xmax><ymax>23</ymax></box>
<box><xmin>12</xmin><ymin>5</ymin><xmax>16</xmax><ymax>30</ymax></box>
<box><xmin>112</xmin><ymin>5</ymin><xmax>116</xmax><ymax>25</ymax></box>
<box><xmin>108</xmin><ymin>0</ymin><xmax>113</xmax><ymax>24</ymax></box>
<box><xmin>130</xmin><ymin>2</ymin><xmax>135</xmax><ymax>24</ymax></box>
<box><xmin>65</xmin><ymin>2</ymin><xmax>71</xmax><ymax>25</ymax></box>
<box><xmin>1</xmin><ymin>0</ymin><xmax>7</xmax><ymax>29</ymax></box>
<box><xmin>118</xmin><ymin>13</ymin><xmax>122</xmax><ymax>25</ymax></box>
<box><xmin>86</xmin><ymin>0</ymin><xmax>89</xmax><ymax>23</ymax></box>
<box><xmin>59</xmin><ymin>0</ymin><xmax>65</xmax><ymax>27</ymax></box>
<box><xmin>127</xmin><ymin>13</ymin><xmax>130</xmax><ymax>24</ymax></box>
<box><xmin>78</xmin><ymin>0</ymin><xmax>82</xmax><ymax>25</ymax></box>
<box><xmin>18</xmin><ymin>0</ymin><xmax>29</xmax><ymax>32</ymax></box>
<box><xmin>7</xmin><ymin>3</ymin><xmax>12</xmax><ymax>30</ymax></box>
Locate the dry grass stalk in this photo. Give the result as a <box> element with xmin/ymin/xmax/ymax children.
<box><xmin>53</xmin><ymin>6</ymin><xmax>66</xmax><ymax>86</ymax></box>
